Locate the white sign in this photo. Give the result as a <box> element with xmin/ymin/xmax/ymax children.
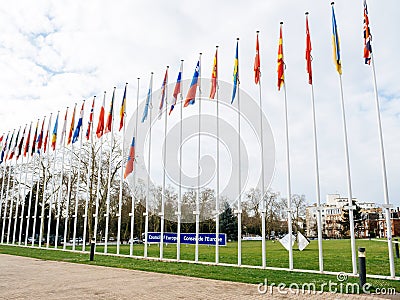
<box><xmin>297</xmin><ymin>232</ymin><xmax>310</xmax><ymax>251</ymax></box>
<box><xmin>279</xmin><ymin>234</ymin><xmax>295</xmax><ymax>251</ymax></box>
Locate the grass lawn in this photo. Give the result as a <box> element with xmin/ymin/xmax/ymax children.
<box><xmin>1</xmin><ymin>239</ymin><xmax>399</xmax><ymax>294</ymax></box>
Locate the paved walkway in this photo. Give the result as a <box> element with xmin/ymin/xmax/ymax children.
<box><xmin>0</xmin><ymin>254</ymin><xmax>397</xmax><ymax>299</ymax></box>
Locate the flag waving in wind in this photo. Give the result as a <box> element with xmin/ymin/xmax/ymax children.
<box><xmin>37</xmin><ymin>118</ymin><xmax>45</xmax><ymax>154</ymax></box>
<box><xmin>59</xmin><ymin>108</ymin><xmax>68</xmax><ymax>147</ymax></box>
<box><xmin>9</xmin><ymin>127</ymin><xmax>20</xmax><ymax>160</ymax></box>
<box><xmin>169</xmin><ymin>62</ymin><xmax>182</xmax><ymax>115</ymax></box>
<box><xmin>210</xmin><ymin>47</ymin><xmax>218</xmax><ymax>99</ymax></box>
<box><xmin>51</xmin><ymin>112</ymin><xmax>59</xmax><ymax>151</ymax></box>
<box><xmin>123</xmin><ymin>135</ymin><xmax>135</xmax><ymax>179</ymax></box>
<box><xmin>43</xmin><ymin>114</ymin><xmax>52</xmax><ymax>153</ymax></box>
<box><xmin>68</xmin><ymin>104</ymin><xmax>77</xmax><ymax>145</ymax></box>
<box><xmin>24</xmin><ymin>123</ymin><xmax>31</xmax><ymax>157</ymax></box>
<box><xmin>141</xmin><ymin>73</ymin><xmax>153</xmax><ymax>123</ymax></box>
<box><xmin>277</xmin><ymin>23</ymin><xmax>285</xmax><ymax>90</ymax></box>
<box><xmin>363</xmin><ymin>0</ymin><xmax>372</xmax><ymax>65</ymax></box>
<box><xmin>119</xmin><ymin>84</ymin><xmax>127</xmax><ymax>131</ymax></box>
<box><xmin>254</xmin><ymin>32</ymin><xmax>261</xmax><ymax>85</ymax></box>
<box><xmin>86</xmin><ymin>97</ymin><xmax>95</xmax><ymax>140</ymax></box>
<box><xmin>331</xmin><ymin>3</ymin><xmax>342</xmax><ymax>74</ymax></box>
<box><xmin>0</xmin><ymin>132</ymin><xmax>9</xmax><ymax>164</ymax></box>
<box><xmin>232</xmin><ymin>39</ymin><xmax>239</xmax><ymax>103</ymax></box>
<box><xmin>72</xmin><ymin>101</ymin><xmax>85</xmax><ymax>144</ymax></box>
<box><xmin>17</xmin><ymin>125</ymin><xmax>26</xmax><ymax>160</ymax></box>
<box><xmin>96</xmin><ymin>93</ymin><xmax>105</xmax><ymax>138</ymax></box>
<box><xmin>305</xmin><ymin>13</ymin><xmax>313</xmax><ymax>85</ymax></box>
<box><xmin>159</xmin><ymin>67</ymin><xmax>169</xmax><ymax>114</ymax></box>
<box><xmin>184</xmin><ymin>59</ymin><xmax>200</xmax><ymax>107</ymax></box>
<box><xmin>31</xmin><ymin>121</ymin><xmax>38</xmax><ymax>156</ymax></box>
<box><xmin>104</xmin><ymin>88</ymin><xmax>115</xmax><ymax>134</ymax></box>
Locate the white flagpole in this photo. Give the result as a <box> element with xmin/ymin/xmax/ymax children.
<box><xmin>94</xmin><ymin>92</ymin><xmax>106</xmax><ymax>250</ymax></box>
<box><xmin>8</xmin><ymin>131</ymin><xmax>20</xmax><ymax>244</ymax></box>
<box><xmin>1</xmin><ymin>160</ymin><xmax>12</xmax><ymax>243</ymax></box>
<box><xmin>305</xmin><ymin>12</ymin><xmax>324</xmax><ymax>273</ymax></box>
<box><xmin>19</xmin><ymin>125</ymin><xmax>32</xmax><ymax>245</ymax></box>
<box><xmin>31</xmin><ymin>154</ymin><xmax>42</xmax><ymax>247</ymax></box>
<box><xmin>72</xmin><ymin>102</ymin><xmax>85</xmax><ymax>251</ymax></box>
<box><xmin>46</xmin><ymin>113</ymin><xmax>59</xmax><ymax>248</ymax></box>
<box><xmin>235</xmin><ymin>39</ymin><xmax>243</xmax><ymax>267</ymax></box>
<box><xmin>64</xmin><ymin>106</ymin><xmax>76</xmax><ymax>250</ymax></box>
<box><xmin>370</xmin><ymin>54</ymin><xmax>395</xmax><ymax>277</ymax></box>
<box><xmin>338</xmin><ymin>73</ymin><xmax>357</xmax><ymax>275</ymax></box>
<box><xmin>39</xmin><ymin>114</ymin><xmax>52</xmax><ymax>247</ymax></box>
<box><xmin>310</xmin><ymin>77</ymin><xmax>324</xmax><ymax>273</ymax></box>
<box><xmin>195</xmin><ymin>53</ymin><xmax>202</xmax><ymax>263</ymax></box>
<box><xmin>129</xmin><ymin>78</ymin><xmax>140</xmax><ymax>257</ymax></box>
<box><xmin>255</xmin><ymin>30</ymin><xmax>267</xmax><ymax>268</ymax></box>
<box><xmin>25</xmin><ymin>157</ymin><xmax>36</xmax><ymax>246</ymax></box>
<box><xmin>117</xmin><ymin>84</ymin><xmax>127</xmax><ymax>255</ymax></box>
<box><xmin>0</xmin><ymin>158</ymin><xmax>8</xmax><ymax>241</ymax></box>
<box><xmin>177</xmin><ymin>61</ymin><xmax>183</xmax><ymax>262</ymax></box>
<box><xmin>278</xmin><ymin>23</ymin><xmax>294</xmax><ymax>270</ymax></box>
<box><xmin>55</xmin><ymin>108</ymin><xmax>68</xmax><ymax>249</ymax></box>
<box><xmin>160</xmin><ymin>67</ymin><xmax>169</xmax><ymax>259</ymax></box>
<box><xmin>104</xmin><ymin>87</ymin><xmax>116</xmax><ymax>254</ymax></box>
<box><xmin>214</xmin><ymin>48</ymin><xmax>220</xmax><ymax>264</ymax></box>
<box><xmin>82</xmin><ymin>98</ymin><xmax>95</xmax><ymax>252</ymax></box>
<box><xmin>144</xmin><ymin>73</ymin><xmax>154</xmax><ymax>258</ymax></box>
<box><xmin>13</xmin><ymin>140</ymin><xmax>25</xmax><ymax>244</ymax></box>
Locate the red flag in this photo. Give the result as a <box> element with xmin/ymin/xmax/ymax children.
<box><xmin>254</xmin><ymin>32</ymin><xmax>261</xmax><ymax>84</ymax></box>
<box><xmin>305</xmin><ymin>13</ymin><xmax>313</xmax><ymax>85</ymax></box>
<box><xmin>96</xmin><ymin>93</ymin><xmax>105</xmax><ymax>138</ymax></box>
<box><xmin>86</xmin><ymin>97</ymin><xmax>95</xmax><ymax>140</ymax></box>
<box><xmin>104</xmin><ymin>88</ymin><xmax>115</xmax><ymax>134</ymax></box>
<box><xmin>24</xmin><ymin>123</ymin><xmax>32</xmax><ymax>157</ymax></box>
<box><xmin>43</xmin><ymin>114</ymin><xmax>52</xmax><ymax>153</ymax></box>
<box><xmin>277</xmin><ymin>23</ymin><xmax>285</xmax><ymax>90</ymax></box>
<box><xmin>123</xmin><ymin>136</ymin><xmax>135</xmax><ymax>179</ymax></box>
<box><xmin>37</xmin><ymin>118</ymin><xmax>45</xmax><ymax>152</ymax></box>
<box><xmin>67</xmin><ymin>105</ymin><xmax>76</xmax><ymax>145</ymax></box>
<box><xmin>31</xmin><ymin>121</ymin><xmax>38</xmax><ymax>156</ymax></box>
<box><xmin>209</xmin><ymin>47</ymin><xmax>218</xmax><ymax>99</ymax></box>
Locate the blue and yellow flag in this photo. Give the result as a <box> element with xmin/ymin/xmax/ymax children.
<box><xmin>231</xmin><ymin>40</ymin><xmax>239</xmax><ymax>103</ymax></box>
<box><xmin>331</xmin><ymin>4</ymin><xmax>342</xmax><ymax>74</ymax></box>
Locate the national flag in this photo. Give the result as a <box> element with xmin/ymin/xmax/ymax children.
<box><xmin>67</xmin><ymin>104</ymin><xmax>77</xmax><ymax>145</ymax></box>
<box><xmin>0</xmin><ymin>132</ymin><xmax>9</xmax><ymax>164</ymax></box>
<box><xmin>86</xmin><ymin>97</ymin><xmax>95</xmax><ymax>140</ymax></box>
<box><xmin>16</xmin><ymin>125</ymin><xmax>26</xmax><ymax>160</ymax></box>
<box><xmin>0</xmin><ymin>134</ymin><xmax>3</xmax><ymax>153</ymax></box>
<box><xmin>210</xmin><ymin>48</ymin><xmax>218</xmax><ymax>99</ymax></box>
<box><xmin>119</xmin><ymin>84</ymin><xmax>127</xmax><ymax>131</ymax></box>
<box><xmin>232</xmin><ymin>40</ymin><xmax>239</xmax><ymax>103</ymax></box>
<box><xmin>96</xmin><ymin>93</ymin><xmax>105</xmax><ymax>138</ymax></box>
<box><xmin>37</xmin><ymin>118</ymin><xmax>46</xmax><ymax>153</ymax></box>
<box><xmin>24</xmin><ymin>123</ymin><xmax>32</xmax><ymax>157</ymax></box>
<box><xmin>184</xmin><ymin>59</ymin><xmax>200</xmax><ymax>107</ymax></box>
<box><xmin>159</xmin><ymin>67</ymin><xmax>168</xmax><ymax>114</ymax></box>
<box><xmin>254</xmin><ymin>32</ymin><xmax>261</xmax><ymax>85</ymax></box>
<box><xmin>59</xmin><ymin>108</ymin><xmax>68</xmax><ymax>146</ymax></box>
<box><xmin>123</xmin><ymin>135</ymin><xmax>135</xmax><ymax>179</ymax></box>
<box><xmin>31</xmin><ymin>121</ymin><xmax>38</xmax><ymax>156</ymax></box>
<box><xmin>277</xmin><ymin>23</ymin><xmax>285</xmax><ymax>90</ymax></box>
<box><xmin>305</xmin><ymin>13</ymin><xmax>313</xmax><ymax>85</ymax></box>
<box><xmin>104</xmin><ymin>88</ymin><xmax>115</xmax><ymax>134</ymax></box>
<box><xmin>169</xmin><ymin>62</ymin><xmax>182</xmax><ymax>115</ymax></box>
<box><xmin>72</xmin><ymin>101</ymin><xmax>85</xmax><ymax>144</ymax></box>
<box><xmin>331</xmin><ymin>4</ymin><xmax>342</xmax><ymax>74</ymax></box>
<box><xmin>51</xmin><ymin>112</ymin><xmax>59</xmax><ymax>151</ymax></box>
<box><xmin>43</xmin><ymin>114</ymin><xmax>52</xmax><ymax>153</ymax></box>
<box><xmin>363</xmin><ymin>0</ymin><xmax>372</xmax><ymax>65</ymax></box>
<box><xmin>141</xmin><ymin>74</ymin><xmax>153</xmax><ymax>123</ymax></box>
<box><xmin>8</xmin><ymin>127</ymin><xmax>20</xmax><ymax>160</ymax></box>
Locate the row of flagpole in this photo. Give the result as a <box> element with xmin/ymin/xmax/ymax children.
<box><xmin>0</xmin><ymin>1</ymin><xmax>396</xmax><ymax>277</ymax></box>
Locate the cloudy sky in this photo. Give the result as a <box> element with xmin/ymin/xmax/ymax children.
<box><xmin>0</xmin><ymin>0</ymin><xmax>399</xmax><ymax>208</ymax></box>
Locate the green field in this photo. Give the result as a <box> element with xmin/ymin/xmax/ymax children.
<box><xmin>1</xmin><ymin>239</ymin><xmax>399</xmax><ymax>294</ymax></box>
<box><xmin>90</xmin><ymin>239</ymin><xmax>399</xmax><ymax>277</ymax></box>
